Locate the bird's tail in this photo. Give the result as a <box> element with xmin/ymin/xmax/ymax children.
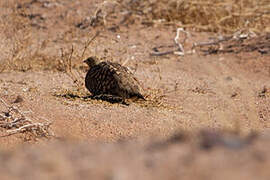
<box><xmin>136</xmin><ymin>93</ymin><xmax>146</xmax><ymax>100</ymax></box>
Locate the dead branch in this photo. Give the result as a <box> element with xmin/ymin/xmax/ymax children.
<box><xmin>81</xmin><ymin>31</ymin><xmax>100</xmax><ymax>59</ymax></box>
<box><xmin>59</xmin><ymin>45</ymin><xmax>84</xmax><ymax>88</ymax></box>
<box><xmin>150</xmin><ymin>27</ymin><xmax>192</xmax><ymax>57</ymax></box>
<box><xmin>174</xmin><ymin>28</ymin><xmax>189</xmax><ymax>56</ymax></box>
<box><xmin>58</xmin><ymin>32</ymin><xmax>100</xmax><ymax>89</ymax></box>
<box><xmin>0</xmin><ymin>122</ymin><xmax>53</xmax><ymax>138</ymax></box>
<box><xmin>67</xmin><ymin>45</ymin><xmax>74</xmax><ymax>73</ymax></box>
<box><xmin>90</xmin><ymin>9</ymin><xmax>102</xmax><ymax>26</ymax></box>
<box><xmin>0</xmin><ymin>97</ymin><xmax>54</xmax><ymax>139</ymax></box>
<box><xmin>191</xmin><ymin>30</ymin><xmax>261</xmax><ymax>55</ymax></box>
<box><xmin>192</xmin><ymin>35</ymin><xmax>233</xmax><ymax>49</ymax></box>
<box><xmin>150</xmin><ymin>50</ymin><xmax>175</xmax><ymax>56</ymax></box>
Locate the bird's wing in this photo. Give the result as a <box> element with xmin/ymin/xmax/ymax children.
<box><xmin>86</xmin><ymin>62</ymin><xmax>118</xmax><ymax>94</ymax></box>
<box><xmin>109</xmin><ymin>62</ymin><xmax>144</xmax><ymax>97</ymax></box>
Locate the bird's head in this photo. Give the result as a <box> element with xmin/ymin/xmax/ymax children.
<box><xmin>83</xmin><ymin>56</ymin><xmax>99</xmax><ymax>68</ymax></box>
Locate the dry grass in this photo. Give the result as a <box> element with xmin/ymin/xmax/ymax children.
<box><xmin>116</xmin><ymin>0</ymin><xmax>270</xmax><ymax>33</ymax></box>
<box><xmin>53</xmin><ymin>87</ymin><xmax>176</xmax><ymax>110</ymax></box>
<box><xmin>0</xmin><ymin>0</ymin><xmax>268</xmax><ymax>73</ymax></box>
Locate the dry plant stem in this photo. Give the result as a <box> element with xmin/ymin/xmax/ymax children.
<box><xmin>90</xmin><ymin>1</ymin><xmax>120</xmax><ymax>26</ymax></box>
<box><xmin>81</xmin><ymin>31</ymin><xmax>100</xmax><ymax>59</ymax></box>
<box><xmin>192</xmin><ymin>30</ymin><xmax>258</xmax><ymax>52</ymax></box>
<box><xmin>174</xmin><ymin>28</ymin><xmax>189</xmax><ymax>56</ymax></box>
<box><xmin>0</xmin><ymin>97</ymin><xmax>53</xmax><ymax>138</ymax></box>
<box><xmin>62</xmin><ymin>31</ymin><xmax>101</xmax><ymax>88</ymax></box>
<box><xmin>0</xmin><ymin>98</ymin><xmax>27</xmax><ymax>118</ymax></box>
<box><xmin>0</xmin><ymin>122</ymin><xmax>52</xmax><ymax>138</ymax></box>
<box><xmin>192</xmin><ymin>35</ymin><xmax>233</xmax><ymax>49</ymax></box>
<box><xmin>150</xmin><ymin>27</ymin><xmax>189</xmax><ymax>56</ymax></box>
<box><xmin>63</xmin><ymin>45</ymin><xmax>84</xmax><ymax>87</ymax></box>
<box><xmin>90</xmin><ymin>9</ymin><xmax>102</xmax><ymax>25</ymax></box>
<box><xmin>63</xmin><ymin>31</ymin><xmax>101</xmax><ymax>88</ymax></box>
<box><xmin>121</xmin><ymin>58</ymin><xmax>130</xmax><ymax>66</ymax></box>
<box><xmin>67</xmin><ymin>45</ymin><xmax>73</xmax><ymax>73</ymax></box>
<box><xmin>0</xmin><ymin>117</ymin><xmax>31</xmax><ymax>129</ymax></box>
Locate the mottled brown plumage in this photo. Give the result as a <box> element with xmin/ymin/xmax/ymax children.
<box><xmin>84</xmin><ymin>57</ymin><xmax>145</xmax><ymax>103</ymax></box>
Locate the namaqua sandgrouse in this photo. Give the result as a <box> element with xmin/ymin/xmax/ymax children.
<box><xmin>84</xmin><ymin>56</ymin><xmax>145</xmax><ymax>104</ymax></box>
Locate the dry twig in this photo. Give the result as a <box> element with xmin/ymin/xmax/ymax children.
<box><xmin>59</xmin><ymin>32</ymin><xmax>101</xmax><ymax>89</ymax></box>
<box><xmin>0</xmin><ymin>98</ymin><xmax>54</xmax><ymax>139</ymax></box>
<box><xmin>59</xmin><ymin>45</ymin><xmax>85</xmax><ymax>87</ymax></box>
<box><xmin>81</xmin><ymin>31</ymin><xmax>100</xmax><ymax>59</ymax></box>
<box><xmin>150</xmin><ymin>27</ymin><xmax>192</xmax><ymax>57</ymax></box>
<box><xmin>90</xmin><ymin>1</ymin><xmax>119</xmax><ymax>26</ymax></box>
<box><xmin>191</xmin><ymin>30</ymin><xmax>259</xmax><ymax>55</ymax></box>
<box><xmin>1</xmin><ymin>122</ymin><xmax>52</xmax><ymax>138</ymax></box>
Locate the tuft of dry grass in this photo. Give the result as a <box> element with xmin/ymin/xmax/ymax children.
<box><xmin>135</xmin><ymin>88</ymin><xmax>178</xmax><ymax>110</ymax></box>
<box><xmin>53</xmin><ymin>88</ymin><xmax>89</xmax><ymax>101</ymax></box>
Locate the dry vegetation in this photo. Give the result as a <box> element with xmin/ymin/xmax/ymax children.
<box><xmin>113</xmin><ymin>0</ymin><xmax>270</xmax><ymax>33</ymax></box>
<box><xmin>0</xmin><ymin>97</ymin><xmax>53</xmax><ymax>141</ymax></box>
<box><xmin>0</xmin><ymin>0</ymin><xmax>269</xmax><ymax>72</ymax></box>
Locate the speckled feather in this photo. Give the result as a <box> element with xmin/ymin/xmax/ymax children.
<box><xmin>85</xmin><ymin>61</ymin><xmax>144</xmax><ymax>99</ymax></box>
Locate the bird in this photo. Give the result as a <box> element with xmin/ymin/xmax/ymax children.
<box><xmin>83</xmin><ymin>56</ymin><xmax>145</xmax><ymax>104</ymax></box>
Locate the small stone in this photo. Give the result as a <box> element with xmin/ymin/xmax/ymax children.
<box><xmin>13</xmin><ymin>95</ymin><xmax>23</xmax><ymax>103</ymax></box>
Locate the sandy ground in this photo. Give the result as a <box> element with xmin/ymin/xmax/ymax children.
<box><xmin>0</xmin><ymin>0</ymin><xmax>270</xmax><ymax>179</ymax></box>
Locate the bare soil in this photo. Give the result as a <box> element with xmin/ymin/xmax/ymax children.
<box><xmin>0</xmin><ymin>0</ymin><xmax>270</xmax><ymax>179</ymax></box>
